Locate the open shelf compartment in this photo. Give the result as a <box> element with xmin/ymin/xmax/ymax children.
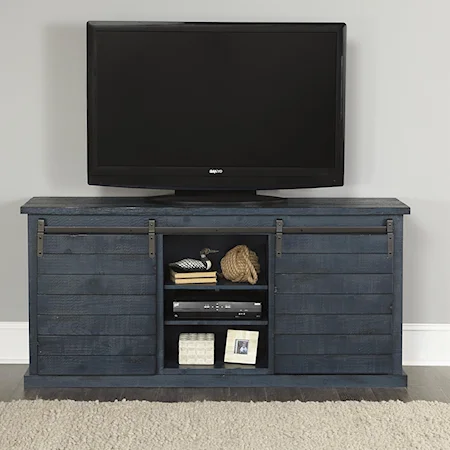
<box><xmin>163</xmin><ymin>234</ymin><xmax>268</xmax><ymax>286</ymax></box>
<box><xmin>161</xmin><ymin>233</ymin><xmax>270</xmax><ymax>375</ymax></box>
<box><xmin>163</xmin><ymin>324</ymin><xmax>269</xmax><ymax>375</ymax></box>
<box><xmin>164</xmin><ymin>289</ymin><xmax>268</xmax><ymax>322</ymax></box>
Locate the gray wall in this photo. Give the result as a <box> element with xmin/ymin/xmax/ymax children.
<box><xmin>0</xmin><ymin>0</ymin><xmax>448</xmax><ymax>323</ymax></box>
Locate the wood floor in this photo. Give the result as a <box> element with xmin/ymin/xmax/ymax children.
<box><xmin>1</xmin><ymin>366</ymin><xmax>449</xmax><ymax>402</ymax></box>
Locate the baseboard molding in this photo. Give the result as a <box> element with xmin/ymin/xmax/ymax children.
<box><xmin>402</xmin><ymin>323</ymin><xmax>450</xmax><ymax>366</ymax></box>
<box><xmin>1</xmin><ymin>322</ymin><xmax>450</xmax><ymax>366</ymax></box>
<box><xmin>0</xmin><ymin>322</ymin><xmax>29</xmax><ymax>364</ymax></box>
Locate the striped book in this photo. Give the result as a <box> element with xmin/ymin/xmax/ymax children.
<box><xmin>170</xmin><ymin>269</ymin><xmax>217</xmax><ymax>284</ymax></box>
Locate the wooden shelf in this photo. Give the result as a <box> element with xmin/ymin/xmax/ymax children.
<box><xmin>164</xmin><ymin>320</ymin><xmax>268</xmax><ymax>326</ymax></box>
<box><xmin>162</xmin><ymin>360</ymin><xmax>270</xmax><ymax>375</ymax></box>
<box><xmin>165</xmin><ymin>278</ymin><xmax>268</xmax><ymax>290</ymax></box>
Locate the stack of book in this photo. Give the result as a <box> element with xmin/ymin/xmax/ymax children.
<box><xmin>170</xmin><ymin>269</ymin><xmax>217</xmax><ymax>285</ymax></box>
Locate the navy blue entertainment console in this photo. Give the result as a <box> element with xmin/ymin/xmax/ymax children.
<box><xmin>21</xmin><ymin>197</ymin><xmax>410</xmax><ymax>388</ymax></box>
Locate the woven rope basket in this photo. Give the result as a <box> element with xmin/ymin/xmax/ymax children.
<box><xmin>220</xmin><ymin>245</ymin><xmax>261</xmax><ymax>285</ymax></box>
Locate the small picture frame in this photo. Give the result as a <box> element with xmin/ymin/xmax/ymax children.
<box><xmin>224</xmin><ymin>329</ymin><xmax>259</xmax><ymax>365</ymax></box>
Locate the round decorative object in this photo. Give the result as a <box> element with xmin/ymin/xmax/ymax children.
<box><xmin>220</xmin><ymin>245</ymin><xmax>260</xmax><ymax>285</ymax></box>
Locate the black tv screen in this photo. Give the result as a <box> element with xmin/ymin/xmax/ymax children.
<box><xmin>87</xmin><ymin>22</ymin><xmax>346</xmax><ymax>191</ymax></box>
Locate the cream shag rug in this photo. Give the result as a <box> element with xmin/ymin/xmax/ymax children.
<box><xmin>0</xmin><ymin>400</ymin><xmax>449</xmax><ymax>450</ymax></box>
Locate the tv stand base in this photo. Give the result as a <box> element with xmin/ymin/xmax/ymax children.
<box><xmin>24</xmin><ymin>370</ymin><xmax>407</xmax><ymax>388</ymax></box>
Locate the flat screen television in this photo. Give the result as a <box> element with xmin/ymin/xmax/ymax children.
<box><xmin>87</xmin><ymin>21</ymin><xmax>346</xmax><ymax>201</ymax></box>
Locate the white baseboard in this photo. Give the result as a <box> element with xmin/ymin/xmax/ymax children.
<box><xmin>1</xmin><ymin>322</ymin><xmax>450</xmax><ymax>366</ymax></box>
<box><xmin>0</xmin><ymin>322</ymin><xmax>29</xmax><ymax>364</ymax></box>
<box><xmin>402</xmin><ymin>323</ymin><xmax>450</xmax><ymax>366</ymax></box>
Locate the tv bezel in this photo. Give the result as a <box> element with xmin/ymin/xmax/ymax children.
<box><xmin>87</xmin><ymin>21</ymin><xmax>346</xmax><ymax>190</ymax></box>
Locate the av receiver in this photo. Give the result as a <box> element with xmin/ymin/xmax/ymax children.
<box><xmin>172</xmin><ymin>301</ymin><xmax>262</xmax><ymax>319</ymax></box>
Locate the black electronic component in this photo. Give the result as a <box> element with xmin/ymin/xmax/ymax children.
<box><xmin>172</xmin><ymin>301</ymin><xmax>262</xmax><ymax>319</ymax></box>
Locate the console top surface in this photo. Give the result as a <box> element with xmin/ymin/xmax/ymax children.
<box><xmin>21</xmin><ymin>197</ymin><xmax>410</xmax><ymax>216</ymax></box>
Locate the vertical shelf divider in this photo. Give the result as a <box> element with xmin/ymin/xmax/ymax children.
<box><xmin>267</xmin><ymin>234</ymin><xmax>275</xmax><ymax>374</ymax></box>
<box><xmin>156</xmin><ymin>234</ymin><xmax>165</xmax><ymax>374</ymax></box>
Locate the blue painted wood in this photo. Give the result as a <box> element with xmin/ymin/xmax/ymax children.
<box><xmin>38</xmin><ymin>356</ymin><xmax>156</xmax><ymax>375</ymax></box>
<box><xmin>27</xmin><ymin>217</ymin><xmax>39</xmax><ymax>375</ymax></box>
<box><xmin>275</xmin><ymin>254</ymin><xmax>393</xmax><ymax>274</ymax></box>
<box><xmin>275</xmin><ymin>315</ymin><xmax>392</xmax><ymax>334</ymax></box>
<box><xmin>38</xmin><ymin>336</ymin><xmax>156</xmax><ymax>356</ymax></box>
<box><xmin>276</xmin><ymin>274</ymin><xmax>393</xmax><ymax>294</ymax></box>
<box><xmin>43</xmin><ymin>215</ymin><xmax>151</xmax><ymax>227</ymax></box>
<box><xmin>37</xmin><ymin>315</ymin><xmax>155</xmax><ymax>336</ymax></box>
<box><xmin>275</xmin><ymin>294</ymin><xmax>393</xmax><ymax>315</ymax></box>
<box><xmin>164</xmin><ymin>281</ymin><xmax>268</xmax><ymax>290</ymax></box>
<box><xmin>40</xmin><ymin>214</ymin><xmax>391</xmax><ymax>228</ymax></box>
<box><xmin>165</xmin><ymin>320</ymin><xmax>268</xmax><ymax>326</ymax></box>
<box><xmin>24</xmin><ymin>372</ymin><xmax>407</xmax><ymax>388</ymax></box>
<box><xmin>392</xmin><ymin>216</ymin><xmax>404</xmax><ymax>374</ymax></box>
<box><xmin>275</xmin><ymin>355</ymin><xmax>392</xmax><ymax>374</ymax></box>
<box><xmin>162</xmin><ymin>366</ymin><xmax>270</xmax><ymax>376</ymax></box>
<box><xmin>281</xmin><ymin>235</ymin><xmax>388</xmax><ymax>254</ymax></box>
<box><xmin>21</xmin><ymin>197</ymin><xmax>410</xmax><ymax>388</ymax></box>
<box><xmin>38</xmin><ymin>254</ymin><xmax>155</xmax><ymax>274</ymax></box>
<box><xmin>156</xmin><ymin>235</ymin><xmax>165</xmax><ymax>374</ymax></box>
<box><xmin>37</xmin><ymin>295</ymin><xmax>155</xmax><ymax>315</ymax></box>
<box><xmin>268</xmin><ymin>234</ymin><xmax>276</xmax><ymax>374</ymax></box>
<box><xmin>21</xmin><ymin>197</ymin><xmax>411</xmax><ymax>216</ymax></box>
<box><xmin>275</xmin><ymin>335</ymin><xmax>392</xmax><ymax>355</ymax></box>
<box><xmin>43</xmin><ymin>235</ymin><xmax>148</xmax><ymax>254</ymax></box>
<box><xmin>157</xmin><ymin>215</ymin><xmax>394</xmax><ymax>227</ymax></box>
<box><xmin>37</xmin><ymin>275</ymin><xmax>156</xmax><ymax>295</ymax></box>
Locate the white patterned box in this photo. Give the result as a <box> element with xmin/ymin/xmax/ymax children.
<box><xmin>178</xmin><ymin>333</ymin><xmax>215</xmax><ymax>365</ymax></box>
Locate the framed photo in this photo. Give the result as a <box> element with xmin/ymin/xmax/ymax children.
<box><xmin>224</xmin><ymin>329</ymin><xmax>259</xmax><ymax>365</ymax></box>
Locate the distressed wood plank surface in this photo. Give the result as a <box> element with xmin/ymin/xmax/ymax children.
<box><xmin>27</xmin><ymin>217</ymin><xmax>39</xmax><ymax>374</ymax></box>
<box><xmin>276</xmin><ymin>274</ymin><xmax>393</xmax><ymax>294</ymax></box>
<box><xmin>43</xmin><ymin>235</ymin><xmax>149</xmax><ymax>254</ymax></box>
<box><xmin>275</xmin><ymin>335</ymin><xmax>392</xmax><ymax>355</ymax></box>
<box><xmin>37</xmin><ymin>295</ymin><xmax>155</xmax><ymax>315</ymax></box>
<box><xmin>275</xmin><ymin>315</ymin><xmax>392</xmax><ymax>335</ymax></box>
<box><xmin>38</xmin><ymin>356</ymin><xmax>156</xmax><ymax>375</ymax></box>
<box><xmin>275</xmin><ymin>254</ymin><xmax>393</xmax><ymax>274</ymax></box>
<box><xmin>38</xmin><ymin>275</ymin><xmax>156</xmax><ymax>295</ymax></box>
<box><xmin>21</xmin><ymin>197</ymin><xmax>411</xmax><ymax>216</ymax></box>
<box><xmin>24</xmin><ymin>372</ymin><xmax>407</xmax><ymax>388</ymax></box>
<box><xmin>275</xmin><ymin>355</ymin><xmax>392</xmax><ymax>374</ymax></box>
<box><xmin>37</xmin><ymin>315</ymin><xmax>155</xmax><ymax>336</ymax></box>
<box><xmin>281</xmin><ymin>235</ymin><xmax>389</xmax><ymax>254</ymax></box>
<box><xmin>38</xmin><ymin>254</ymin><xmax>155</xmax><ymax>275</ymax></box>
<box><xmin>35</xmin><ymin>214</ymin><xmax>391</xmax><ymax>228</ymax></box>
<box><xmin>38</xmin><ymin>336</ymin><xmax>156</xmax><ymax>356</ymax></box>
<box><xmin>392</xmin><ymin>216</ymin><xmax>404</xmax><ymax>375</ymax></box>
<box><xmin>275</xmin><ymin>294</ymin><xmax>393</xmax><ymax>315</ymax></box>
